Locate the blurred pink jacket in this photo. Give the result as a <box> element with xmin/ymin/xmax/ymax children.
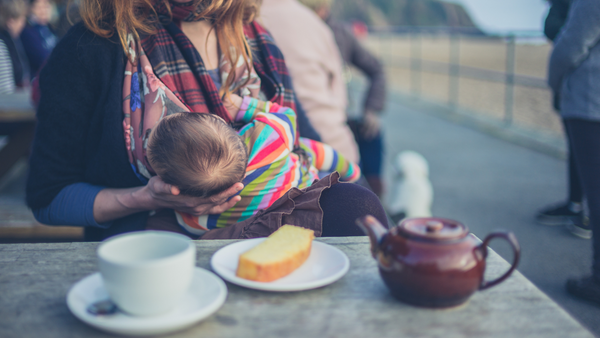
<box><xmin>260</xmin><ymin>0</ymin><xmax>359</xmax><ymax>163</ymax></box>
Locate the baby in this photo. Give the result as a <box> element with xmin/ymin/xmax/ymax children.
<box><xmin>147</xmin><ymin>97</ymin><xmax>361</xmax><ymax>236</ymax></box>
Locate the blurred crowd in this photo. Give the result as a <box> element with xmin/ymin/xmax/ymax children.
<box><xmin>0</xmin><ymin>0</ymin><xmax>77</xmax><ymax>94</ymax></box>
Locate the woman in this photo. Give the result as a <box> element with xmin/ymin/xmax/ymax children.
<box><xmin>26</xmin><ymin>0</ymin><xmax>388</xmax><ymax>241</ymax></box>
<box><xmin>548</xmin><ymin>0</ymin><xmax>600</xmax><ymax>305</ymax></box>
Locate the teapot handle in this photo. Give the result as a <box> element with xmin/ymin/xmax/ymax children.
<box><xmin>478</xmin><ymin>231</ymin><xmax>520</xmax><ymax>291</ymax></box>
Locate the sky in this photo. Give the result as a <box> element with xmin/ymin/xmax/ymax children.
<box><xmin>444</xmin><ymin>0</ymin><xmax>550</xmax><ymax>34</ymax></box>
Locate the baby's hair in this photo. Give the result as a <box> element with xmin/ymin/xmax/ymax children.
<box><xmin>147</xmin><ymin>113</ymin><xmax>248</xmax><ymax>198</ymax></box>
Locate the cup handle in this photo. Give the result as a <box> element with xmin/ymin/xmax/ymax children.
<box><xmin>478</xmin><ymin>231</ymin><xmax>520</xmax><ymax>291</ymax></box>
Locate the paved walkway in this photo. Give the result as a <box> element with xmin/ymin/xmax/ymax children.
<box><xmin>0</xmin><ymin>89</ymin><xmax>598</xmax><ymax>336</ymax></box>
<box><xmin>379</xmin><ymin>93</ymin><xmax>600</xmax><ymax>336</ymax></box>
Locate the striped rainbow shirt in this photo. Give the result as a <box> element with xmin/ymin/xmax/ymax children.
<box><xmin>176</xmin><ymin>97</ymin><xmax>361</xmax><ymax>235</ymax></box>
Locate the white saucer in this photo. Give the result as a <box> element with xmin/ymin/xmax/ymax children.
<box><xmin>211</xmin><ymin>239</ymin><xmax>350</xmax><ymax>292</ymax></box>
<box><xmin>66</xmin><ymin>268</ymin><xmax>227</xmax><ymax>336</ymax></box>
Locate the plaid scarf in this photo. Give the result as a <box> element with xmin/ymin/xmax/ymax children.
<box><xmin>243</xmin><ymin>21</ymin><xmax>297</xmax><ymax>112</ymax></box>
<box><xmin>122</xmin><ymin>3</ymin><xmax>298</xmax><ymax>181</ymax></box>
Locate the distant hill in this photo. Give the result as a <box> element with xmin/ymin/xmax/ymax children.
<box><xmin>332</xmin><ymin>0</ymin><xmax>482</xmax><ymax>33</ymax></box>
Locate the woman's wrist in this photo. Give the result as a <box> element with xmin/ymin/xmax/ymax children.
<box><xmin>120</xmin><ymin>185</ymin><xmax>158</xmax><ymax>211</ymax></box>
<box><xmin>93</xmin><ymin>186</ymin><xmax>155</xmax><ymax>224</ymax></box>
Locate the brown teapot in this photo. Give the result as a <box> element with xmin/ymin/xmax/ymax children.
<box><xmin>356</xmin><ymin>215</ymin><xmax>520</xmax><ymax>308</ymax></box>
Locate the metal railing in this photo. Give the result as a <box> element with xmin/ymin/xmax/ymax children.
<box><xmin>366</xmin><ymin>27</ymin><xmax>550</xmax><ymax>128</ymax></box>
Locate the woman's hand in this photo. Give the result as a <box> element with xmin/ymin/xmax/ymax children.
<box><xmin>145</xmin><ymin>176</ymin><xmax>243</xmax><ymax>215</ymax></box>
<box><xmin>93</xmin><ymin>176</ymin><xmax>244</xmax><ymax>223</ymax></box>
<box><xmin>223</xmin><ymin>93</ymin><xmax>243</xmax><ymax>121</ymax></box>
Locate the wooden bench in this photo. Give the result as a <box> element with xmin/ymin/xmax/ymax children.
<box><xmin>0</xmin><ymin>91</ymin><xmax>36</xmax><ymax>182</ymax></box>
<box><xmin>0</xmin><ymin>91</ymin><xmax>84</xmax><ymax>243</ymax></box>
<box><xmin>0</xmin><ymin>194</ymin><xmax>84</xmax><ymax>243</ymax></box>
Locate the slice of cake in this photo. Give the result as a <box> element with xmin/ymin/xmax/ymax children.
<box><xmin>236</xmin><ymin>225</ymin><xmax>315</xmax><ymax>282</ymax></box>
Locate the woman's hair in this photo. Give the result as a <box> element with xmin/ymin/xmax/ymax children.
<box><xmin>147</xmin><ymin>112</ymin><xmax>248</xmax><ymax>198</ymax></box>
<box><xmin>0</xmin><ymin>0</ymin><xmax>28</xmax><ymax>29</ymax></box>
<box><xmin>78</xmin><ymin>0</ymin><xmax>259</xmax><ymax>99</ymax></box>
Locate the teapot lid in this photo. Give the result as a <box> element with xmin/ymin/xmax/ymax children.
<box><xmin>397</xmin><ymin>218</ymin><xmax>468</xmax><ymax>241</ymax></box>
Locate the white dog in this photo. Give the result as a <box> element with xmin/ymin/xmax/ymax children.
<box><xmin>387</xmin><ymin>151</ymin><xmax>433</xmax><ymax>223</ymax></box>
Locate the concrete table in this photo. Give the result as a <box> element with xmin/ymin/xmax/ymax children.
<box><xmin>0</xmin><ymin>237</ymin><xmax>594</xmax><ymax>338</ymax></box>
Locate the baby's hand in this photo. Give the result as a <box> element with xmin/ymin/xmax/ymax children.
<box><xmin>223</xmin><ymin>94</ymin><xmax>243</xmax><ymax>121</ymax></box>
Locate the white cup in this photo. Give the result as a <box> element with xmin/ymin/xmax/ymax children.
<box><xmin>97</xmin><ymin>231</ymin><xmax>196</xmax><ymax>317</ymax></box>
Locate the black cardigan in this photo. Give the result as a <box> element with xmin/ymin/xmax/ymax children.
<box><xmin>26</xmin><ymin>23</ymin><xmax>320</xmax><ymax>240</ymax></box>
<box><xmin>26</xmin><ymin>23</ymin><xmax>147</xmax><ymax>239</ymax></box>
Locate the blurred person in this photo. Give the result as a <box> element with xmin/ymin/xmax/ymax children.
<box><xmin>0</xmin><ymin>0</ymin><xmax>29</xmax><ymax>94</ymax></box>
<box><xmin>545</xmin><ymin>0</ymin><xmax>571</xmax><ymax>42</ymax></box>
<box><xmin>20</xmin><ymin>0</ymin><xmax>58</xmax><ymax>78</ymax></box>
<box><xmin>300</xmin><ymin>0</ymin><xmax>387</xmax><ymax>197</ymax></box>
<box><xmin>260</xmin><ymin>0</ymin><xmax>360</xmax><ymax>164</ymax></box>
<box><xmin>51</xmin><ymin>0</ymin><xmax>80</xmax><ymax>38</ymax></box>
<box><xmin>536</xmin><ymin>0</ymin><xmax>583</xmax><ymax>227</ymax></box>
<box><xmin>548</xmin><ymin>0</ymin><xmax>600</xmax><ymax>305</ymax></box>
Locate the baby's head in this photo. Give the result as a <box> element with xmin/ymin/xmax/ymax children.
<box><xmin>147</xmin><ymin>113</ymin><xmax>248</xmax><ymax>198</ymax></box>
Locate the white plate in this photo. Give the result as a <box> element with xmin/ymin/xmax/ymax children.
<box><xmin>66</xmin><ymin>268</ymin><xmax>227</xmax><ymax>336</ymax></box>
<box><xmin>210</xmin><ymin>239</ymin><xmax>350</xmax><ymax>292</ymax></box>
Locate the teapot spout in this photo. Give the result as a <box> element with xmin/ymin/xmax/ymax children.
<box><xmin>356</xmin><ymin>215</ymin><xmax>388</xmax><ymax>258</ymax></box>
